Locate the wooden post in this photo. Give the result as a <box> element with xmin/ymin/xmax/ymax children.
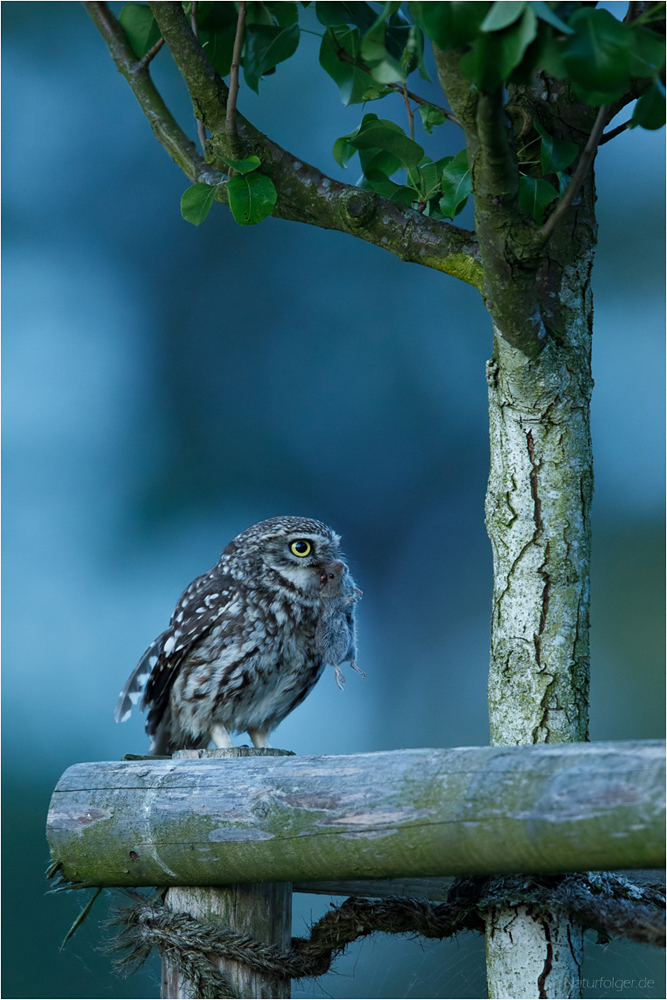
<box><xmin>161</xmin><ymin>748</ymin><xmax>293</xmax><ymax>1000</ymax></box>
<box><xmin>46</xmin><ymin>741</ymin><xmax>666</xmax><ymax>887</ymax></box>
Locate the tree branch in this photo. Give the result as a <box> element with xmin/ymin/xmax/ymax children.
<box><xmin>226</xmin><ymin>1</ymin><xmax>247</xmax><ymax>138</ymax></box>
<box><xmin>473</xmin><ymin>90</ymin><xmax>546</xmax><ymax>356</ymax></box>
<box><xmin>431</xmin><ymin>46</ymin><xmax>547</xmax><ymax>356</ymax></box>
<box><xmin>189</xmin><ymin>1</ymin><xmax>207</xmax><ymax>153</ymax></box>
<box><xmin>138</xmin><ymin>36</ymin><xmax>165</xmax><ymax>71</ymax></box>
<box><xmin>541</xmin><ymin>105</ymin><xmax>608</xmax><ymax>241</ymax></box>
<box><xmin>83</xmin><ymin>1</ymin><xmax>221</xmax><ymax>186</ymax></box>
<box><xmin>140</xmin><ymin>1</ymin><xmax>482</xmax><ymax>286</ymax></box>
<box><xmin>599</xmin><ymin>118</ymin><xmax>632</xmax><ymax>145</ymax></box>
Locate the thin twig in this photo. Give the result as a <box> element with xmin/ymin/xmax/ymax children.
<box><xmin>402</xmin><ymin>84</ymin><xmax>415</xmax><ymax>140</ymax></box>
<box><xmin>189</xmin><ymin>1</ymin><xmax>207</xmax><ymax>152</ymax></box>
<box><xmin>599</xmin><ymin>118</ymin><xmax>633</xmax><ymax>144</ymax></box>
<box><xmin>389</xmin><ymin>82</ymin><xmax>461</xmax><ymax>128</ymax></box>
<box><xmin>137</xmin><ymin>36</ymin><xmax>165</xmax><ymax>71</ymax></box>
<box><xmin>541</xmin><ymin>105</ymin><xmax>609</xmax><ymax>240</ymax></box>
<box><xmin>226</xmin><ymin>1</ymin><xmax>247</xmax><ymax>137</ymax></box>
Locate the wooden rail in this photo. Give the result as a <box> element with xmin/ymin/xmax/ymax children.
<box><xmin>47</xmin><ymin>740</ymin><xmax>665</xmax><ymax>888</ymax></box>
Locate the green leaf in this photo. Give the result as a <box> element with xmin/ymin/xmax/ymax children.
<box><xmin>419</xmin><ymin>103</ymin><xmax>448</xmax><ymax>134</ymax></box>
<box><xmin>197</xmin><ymin>1</ymin><xmax>237</xmax><ymax>74</ymax></box>
<box><xmin>632</xmin><ymin>79</ymin><xmax>666</xmax><ymax>130</ymax></box>
<box><xmin>481</xmin><ymin>2</ymin><xmax>527</xmax><ymax>33</ymax></box>
<box><xmin>503</xmin><ymin>6</ymin><xmax>538</xmax><ymax>76</ymax></box>
<box><xmin>406</xmin><ymin>24</ymin><xmax>430</xmax><ymax>80</ymax></box>
<box><xmin>628</xmin><ymin>26</ymin><xmax>666</xmax><ymax>78</ymax></box>
<box><xmin>197</xmin><ymin>2</ymin><xmax>238</xmax><ymax>30</ymax></box>
<box><xmin>528</xmin><ymin>1</ymin><xmax>573</xmax><ymax>35</ymax></box>
<box><xmin>408</xmin><ymin>2</ymin><xmax>490</xmax><ymax>50</ymax></box>
<box><xmin>460</xmin><ymin>7</ymin><xmax>537</xmax><ymax>89</ymax></box>
<box><xmin>347</xmin><ymin>118</ymin><xmax>424</xmax><ymax>168</ymax></box>
<box><xmin>366</xmin><ymin>58</ymin><xmax>405</xmax><ymax>85</ymax></box>
<box><xmin>534</xmin><ymin>120</ymin><xmax>578</xmax><ymax>175</ymax></box>
<box><xmin>268</xmin><ymin>1</ymin><xmax>300</xmax><ymax>25</ymax></box>
<box><xmin>539</xmin><ymin>33</ymin><xmax>567</xmax><ymax>78</ymax></box>
<box><xmin>360</xmin><ymin>4</ymin><xmax>405</xmax><ymax>83</ymax></box>
<box><xmin>439</xmin><ymin>149</ymin><xmax>472</xmax><ymax>218</ymax></box>
<box><xmin>315</xmin><ymin>1</ymin><xmax>378</xmax><ymax>32</ymax></box>
<box><xmin>362</xmin><ymin>169</ymin><xmax>415</xmax><ymax>205</ymax></box>
<box><xmin>245</xmin><ymin>2</ymin><xmax>276</xmax><ymax>26</ymax></box>
<box><xmin>200</xmin><ymin>27</ymin><xmax>236</xmax><ymax>77</ymax></box>
<box><xmin>358</xmin><ymin>145</ymin><xmax>402</xmax><ymax>178</ymax></box>
<box><xmin>561</xmin><ymin>8</ymin><xmax>630</xmax><ymax>104</ymax></box>
<box><xmin>119</xmin><ymin>3</ymin><xmax>161</xmax><ymax>58</ymax></box>
<box><xmin>319</xmin><ymin>26</ymin><xmax>369</xmax><ymax>104</ymax></box>
<box><xmin>244</xmin><ymin>23</ymin><xmax>300</xmax><ymax>92</ymax></box>
<box><xmin>218</xmin><ymin>155</ymin><xmax>262</xmax><ymax>175</ymax></box>
<box><xmin>333</xmin><ymin>134</ymin><xmax>359</xmax><ymax>167</ymax></box>
<box><xmin>227</xmin><ymin>172</ymin><xmax>277</xmax><ymax>224</ymax></box>
<box><xmin>519</xmin><ymin>174</ymin><xmax>558</xmax><ymax>224</ymax></box>
<box><xmin>420</xmin><ymin>159</ymin><xmax>444</xmax><ymax>197</ymax></box>
<box><xmin>361</xmin><ymin>85</ymin><xmax>394</xmax><ymax>101</ymax></box>
<box><xmin>333</xmin><ymin>112</ymin><xmax>384</xmax><ymax>166</ymax></box>
<box><xmin>181</xmin><ymin>183</ymin><xmax>218</xmax><ymax>226</ymax></box>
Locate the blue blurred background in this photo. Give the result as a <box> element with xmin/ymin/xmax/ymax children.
<box><xmin>2</xmin><ymin>2</ymin><xmax>664</xmax><ymax>998</ymax></box>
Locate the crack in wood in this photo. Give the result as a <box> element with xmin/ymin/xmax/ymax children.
<box><xmin>537</xmin><ymin>918</ymin><xmax>554</xmax><ymax>998</ymax></box>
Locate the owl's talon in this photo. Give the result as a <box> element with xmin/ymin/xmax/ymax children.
<box><xmin>334</xmin><ymin>665</ymin><xmax>346</xmax><ymax>690</ymax></box>
<box><xmin>211</xmin><ymin>724</ymin><xmax>234</xmax><ymax>749</ymax></box>
<box><xmin>349</xmin><ymin>660</ymin><xmax>365</xmax><ymax>678</ymax></box>
<box><xmin>248</xmin><ymin>727</ymin><xmax>272</xmax><ymax>749</ymax></box>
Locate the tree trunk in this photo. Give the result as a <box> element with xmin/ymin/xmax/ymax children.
<box><xmin>485</xmin><ymin>906</ymin><xmax>583</xmax><ymax>1000</ymax></box>
<box><xmin>486</xmin><ymin>257</ymin><xmax>594</xmax><ymax>746</ymax></box>
<box><xmin>484</xmin><ymin>254</ymin><xmax>594</xmax><ymax>998</ymax></box>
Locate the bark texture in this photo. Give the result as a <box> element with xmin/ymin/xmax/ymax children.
<box><xmin>485</xmin><ymin>906</ymin><xmax>583</xmax><ymax>1000</ymax></box>
<box><xmin>486</xmin><ymin>257</ymin><xmax>594</xmax><ymax>745</ymax></box>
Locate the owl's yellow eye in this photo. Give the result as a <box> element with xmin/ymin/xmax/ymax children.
<box><xmin>290</xmin><ymin>540</ymin><xmax>312</xmax><ymax>558</ymax></box>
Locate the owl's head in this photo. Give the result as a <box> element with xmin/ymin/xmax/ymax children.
<box><xmin>224</xmin><ymin>516</ymin><xmax>344</xmax><ymax>592</ymax></box>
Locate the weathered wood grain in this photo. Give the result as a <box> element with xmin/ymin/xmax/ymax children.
<box><xmin>46</xmin><ymin>741</ymin><xmax>665</xmax><ymax>888</ymax></box>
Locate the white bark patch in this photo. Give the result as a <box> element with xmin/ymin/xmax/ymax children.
<box><xmin>485</xmin><ymin>906</ymin><xmax>583</xmax><ymax>999</ymax></box>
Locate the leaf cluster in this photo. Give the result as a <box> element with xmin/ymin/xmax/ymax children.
<box><xmin>121</xmin><ymin>1</ymin><xmax>303</xmax><ymax>90</ymax></box>
<box><xmin>334</xmin><ymin>112</ymin><xmax>471</xmax><ymax>218</ymax></box>
<box><xmin>117</xmin><ymin>1</ymin><xmax>666</xmax><ymax>230</ymax></box>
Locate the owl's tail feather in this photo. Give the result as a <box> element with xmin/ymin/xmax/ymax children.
<box><xmin>114</xmin><ymin>632</ymin><xmax>167</xmax><ymax>724</ymax></box>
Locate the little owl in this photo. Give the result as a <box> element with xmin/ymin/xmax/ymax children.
<box><xmin>115</xmin><ymin>516</ymin><xmax>362</xmax><ymax>754</ymax></box>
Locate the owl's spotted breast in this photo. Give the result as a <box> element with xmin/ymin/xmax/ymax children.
<box><xmin>115</xmin><ymin>516</ymin><xmax>358</xmax><ymax>754</ymax></box>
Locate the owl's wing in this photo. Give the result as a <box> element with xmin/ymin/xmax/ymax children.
<box><xmin>114</xmin><ymin>567</ymin><xmax>236</xmax><ymax>731</ymax></box>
